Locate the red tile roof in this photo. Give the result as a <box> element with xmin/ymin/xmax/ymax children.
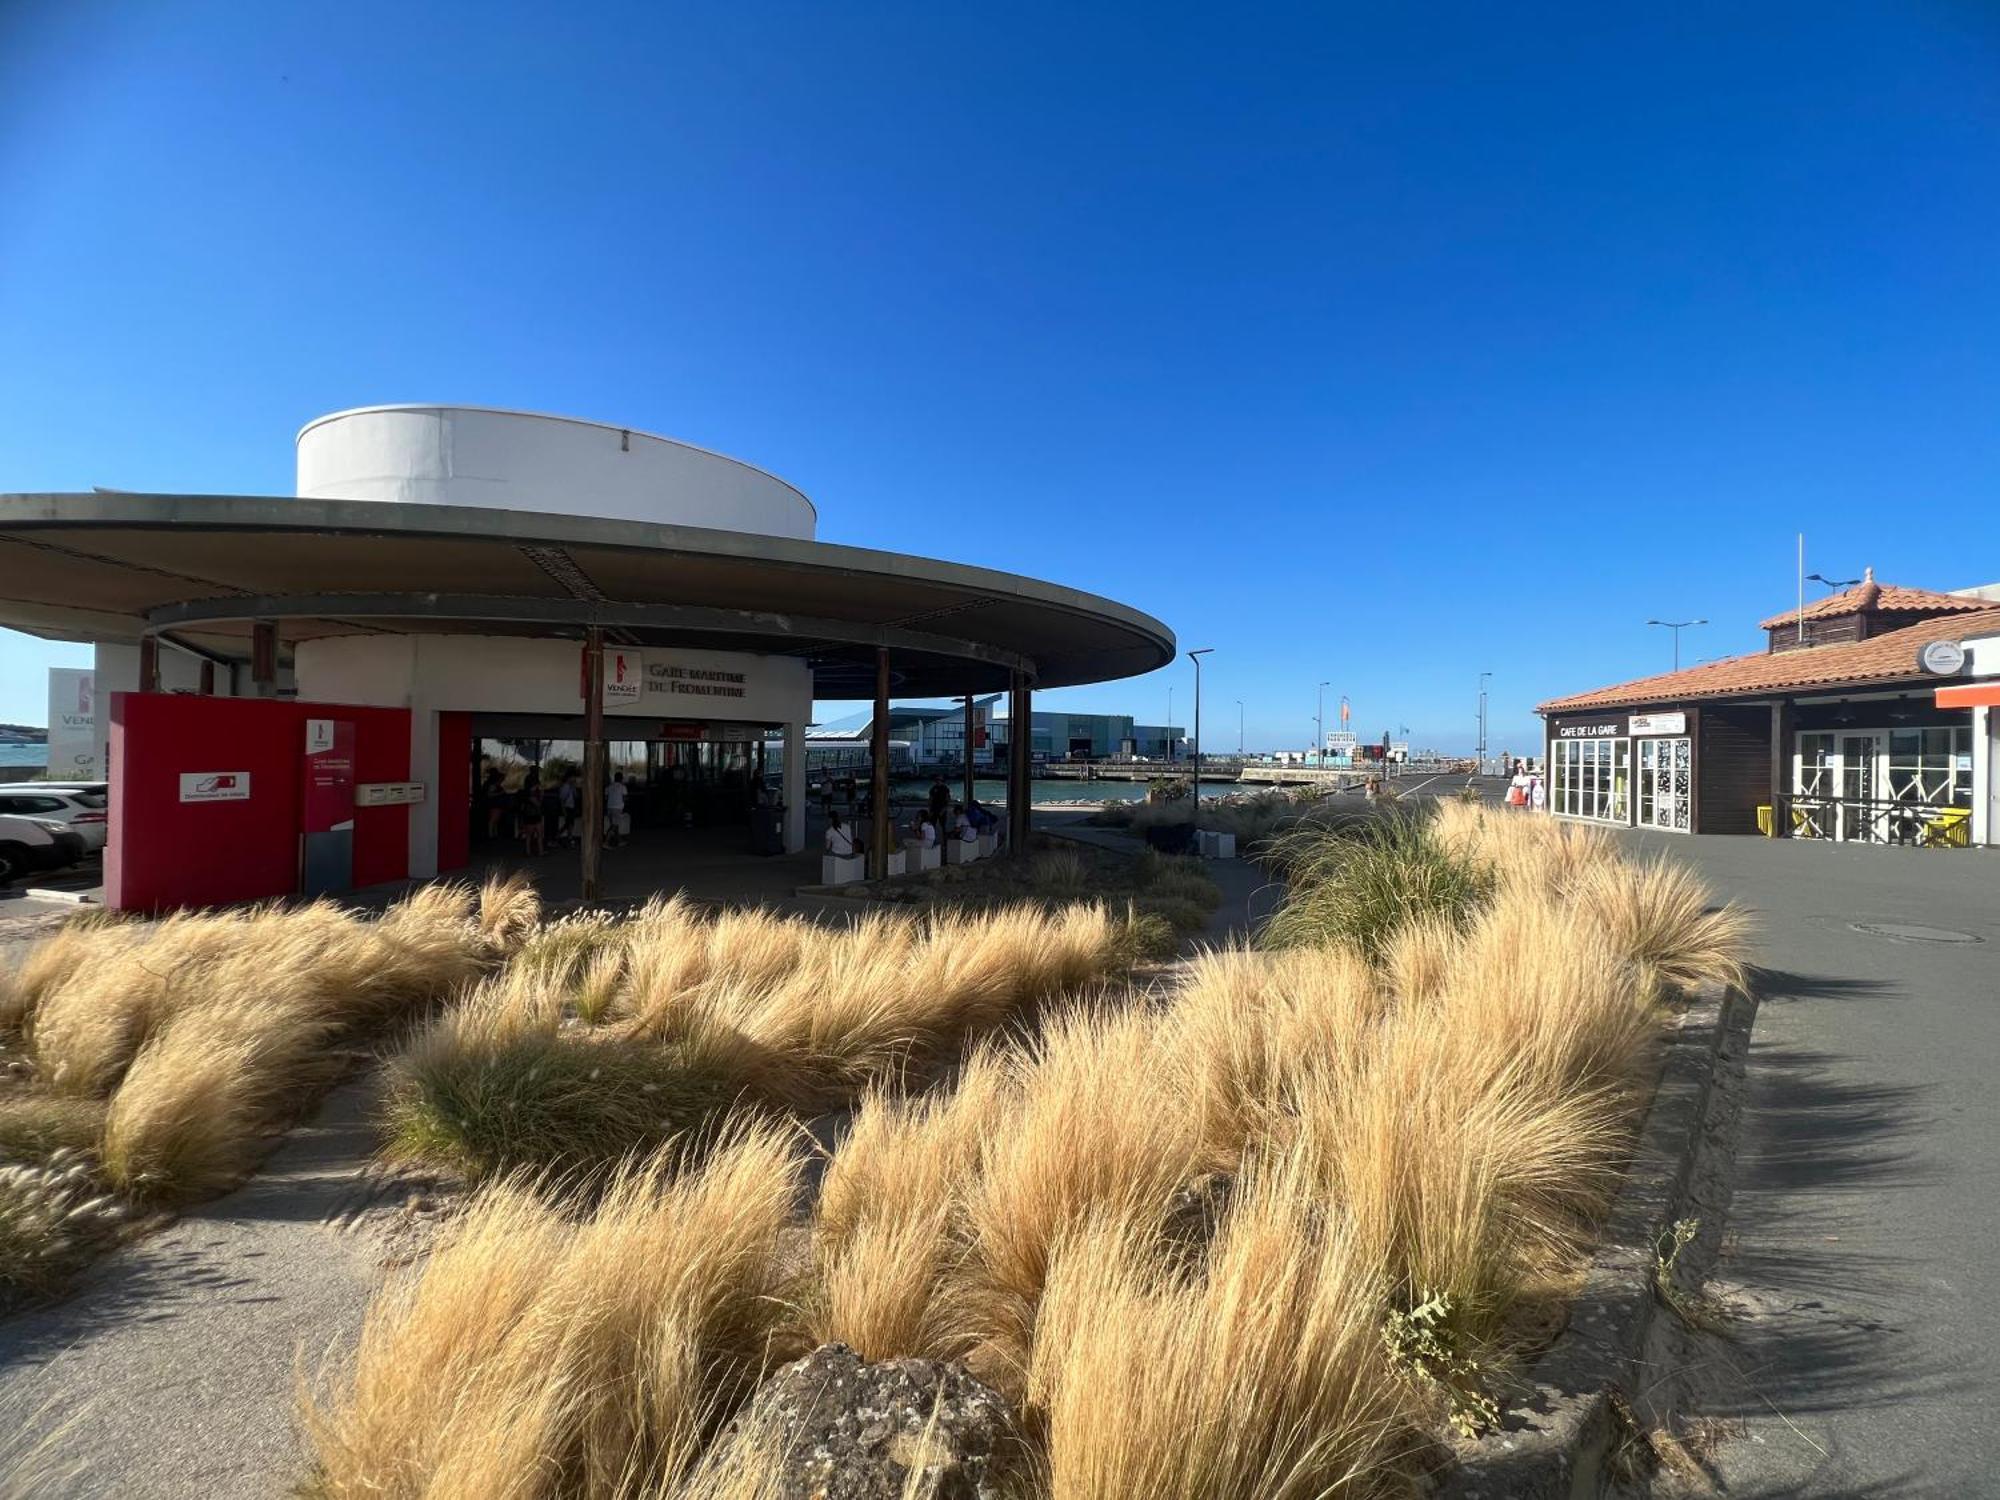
<box><xmin>1539</xmin><ymin>606</ymin><xmax>2000</xmax><ymax>714</ymax></box>
<box><xmin>1756</xmin><ymin>581</ymin><xmax>1991</xmax><ymax>631</ymax></box>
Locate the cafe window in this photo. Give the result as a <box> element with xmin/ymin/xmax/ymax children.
<box><xmin>1887</xmin><ymin>726</ymin><xmax>1972</xmax><ymax>809</ymax></box>
<box><xmin>1552</xmin><ymin>736</ymin><xmax>1630</xmax><ymax>823</ymax></box>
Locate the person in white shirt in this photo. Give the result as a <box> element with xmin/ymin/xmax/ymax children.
<box><xmin>604</xmin><ymin>772</ymin><xmax>630</xmax><ymax>846</ymax></box>
<box><xmin>825</xmin><ymin>810</ymin><xmax>862</xmax><ymax>858</ymax></box>
<box><xmin>1506</xmin><ymin>762</ymin><xmax>1533</xmax><ymax>813</ymax></box>
<box><xmin>953</xmin><ymin>805</ymin><xmax>976</xmax><ymax>842</ymax></box>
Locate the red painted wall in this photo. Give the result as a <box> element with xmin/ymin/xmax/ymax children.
<box><xmin>109</xmin><ymin>694</ymin><xmax>412</xmax><ymax>912</ymax></box>
<box><xmin>436</xmin><ymin>711</ymin><xmax>472</xmax><ymax>873</ymax></box>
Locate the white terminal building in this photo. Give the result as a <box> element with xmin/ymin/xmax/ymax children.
<box><xmin>1</xmin><ymin>406</ymin><xmax>1174</xmax><ymax>907</ymax></box>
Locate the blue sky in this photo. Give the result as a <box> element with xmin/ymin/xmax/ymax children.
<box><xmin>3</xmin><ymin>2</ymin><xmax>1997</xmax><ymax>754</ymax></box>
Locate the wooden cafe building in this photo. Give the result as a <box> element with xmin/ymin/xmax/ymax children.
<box><xmin>1537</xmin><ymin>572</ymin><xmax>2000</xmax><ymax>847</ymax></box>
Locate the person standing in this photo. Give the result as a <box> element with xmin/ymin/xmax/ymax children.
<box><xmin>1506</xmin><ymin>760</ymin><xmax>1533</xmax><ymax>812</ymax></box>
<box><xmin>517</xmin><ymin>770</ymin><xmax>546</xmax><ymax>855</ymax></box>
<box><xmin>558</xmin><ymin>771</ymin><xmax>580</xmax><ymax>847</ymax></box>
<box><xmin>928</xmin><ymin>775</ymin><xmax>951</xmax><ymax>830</ymax></box>
<box><xmin>604</xmin><ymin>771</ymin><xmax>629</xmax><ymax>848</ymax></box>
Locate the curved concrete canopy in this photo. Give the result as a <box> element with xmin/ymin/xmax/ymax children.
<box><xmin>0</xmin><ymin>493</ymin><xmax>1175</xmax><ymax>696</ymax></box>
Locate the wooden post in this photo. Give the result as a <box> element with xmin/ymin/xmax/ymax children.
<box><xmin>1009</xmin><ymin>671</ymin><xmax>1032</xmax><ymax>855</ymax></box>
<box><xmin>251</xmin><ymin>621</ymin><xmax>278</xmax><ymax>698</ymax></box>
<box><xmin>137</xmin><ymin>635</ymin><xmax>160</xmax><ymax>693</ymax></box>
<box><xmin>962</xmin><ymin>693</ymin><xmax>977</xmax><ymax>818</ymax></box>
<box><xmin>869</xmin><ymin>648</ymin><xmax>892</xmax><ymax>880</ymax></box>
<box><xmin>581</xmin><ymin>628</ymin><xmax>606</xmax><ymax>901</ymax></box>
<box><xmin>1769</xmin><ymin>699</ymin><xmax>1792</xmax><ymax>838</ymax></box>
<box><xmin>198</xmin><ymin>659</ymin><xmax>215</xmax><ymax>695</ymax></box>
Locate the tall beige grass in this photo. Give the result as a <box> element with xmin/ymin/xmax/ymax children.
<box><xmin>9</xmin><ymin>880</ymin><xmax>512</xmax><ymax>1206</ymax></box>
<box><xmin>301</xmin><ymin>1125</ymin><xmax>800</xmax><ymax>1500</ymax></box>
<box><xmin>305</xmin><ymin>808</ymin><xmax>1750</xmax><ymax>1493</ymax></box>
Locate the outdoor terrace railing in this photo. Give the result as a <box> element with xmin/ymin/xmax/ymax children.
<box><xmin>1781</xmin><ymin>793</ymin><xmax>1971</xmax><ymax>847</ymax></box>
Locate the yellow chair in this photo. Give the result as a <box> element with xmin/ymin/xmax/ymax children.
<box><xmin>1921</xmin><ymin>806</ymin><xmax>1971</xmax><ymax>848</ymax></box>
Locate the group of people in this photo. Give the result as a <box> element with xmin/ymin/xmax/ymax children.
<box><xmin>479</xmin><ymin>765</ymin><xmax>632</xmax><ymax>856</ymax></box>
<box><xmin>822</xmin><ymin>775</ymin><xmax>1000</xmax><ymax>860</ymax></box>
<box><xmin>1504</xmin><ymin>759</ymin><xmax>1546</xmax><ymax>811</ymax></box>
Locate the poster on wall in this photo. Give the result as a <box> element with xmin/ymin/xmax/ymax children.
<box><xmin>45</xmin><ymin>668</ymin><xmax>99</xmax><ymax>780</ymax></box>
<box><xmin>603</xmin><ymin>649</ymin><xmax>645</xmax><ymax>706</ymax></box>
<box><xmin>301</xmin><ymin>718</ymin><xmax>356</xmax><ymax>899</ymax></box>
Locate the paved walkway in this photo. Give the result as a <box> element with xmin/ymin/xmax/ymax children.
<box><xmin>0</xmin><ymin>1077</ymin><xmax>420</xmax><ymax>1499</ymax></box>
<box><xmin>1624</xmin><ymin>831</ymin><xmax>2000</xmax><ymax>1497</ymax></box>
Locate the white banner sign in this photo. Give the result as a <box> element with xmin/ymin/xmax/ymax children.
<box><xmin>1628</xmin><ymin>712</ymin><xmax>1687</xmax><ymax>736</ymax></box>
<box><xmin>180</xmin><ymin>771</ymin><xmax>251</xmax><ymax>803</ymax></box>
<box><xmin>46</xmin><ymin>668</ymin><xmax>99</xmax><ymax>780</ymax></box>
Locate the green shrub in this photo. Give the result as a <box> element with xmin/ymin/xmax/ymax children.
<box><xmin>1139</xmin><ymin>896</ymin><xmax>1214</xmax><ymax>939</ymax></box>
<box><xmin>1261</xmin><ymin>811</ymin><xmax>1493</xmax><ymax>959</ymax></box>
<box><xmin>0</xmin><ymin>1093</ymin><xmax>103</xmax><ymax>1165</ymax></box>
<box><xmin>1138</xmin><ymin>852</ymin><xmax>1223</xmax><ymax>911</ymax></box>
<box><xmin>383</xmin><ymin>1032</ymin><xmax>745</xmax><ymax>1181</ymax></box>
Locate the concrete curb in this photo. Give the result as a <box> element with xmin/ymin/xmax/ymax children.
<box><xmin>1437</xmin><ymin>979</ymin><xmax>1754</xmax><ymax>1499</ymax></box>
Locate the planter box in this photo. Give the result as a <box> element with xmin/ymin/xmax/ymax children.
<box><xmin>945</xmin><ymin>838</ymin><xmax>981</xmax><ymax>865</ymax></box>
<box><xmin>904</xmin><ymin>841</ymin><xmax>941</xmax><ymax>872</ymax></box>
<box><xmin>1197</xmin><ymin>830</ymin><xmax>1237</xmax><ymax>860</ymax></box>
<box><xmin>821</xmin><ymin>853</ymin><xmax>866</xmax><ymax>886</ymax></box>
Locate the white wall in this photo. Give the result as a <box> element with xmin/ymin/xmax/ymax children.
<box><xmin>1964</xmin><ymin>631</ymin><xmax>2000</xmax><ymax>847</ymax></box>
<box><xmin>92</xmin><ymin>640</ymin><xmax>246</xmax><ymax>769</ymax></box>
<box><xmin>297</xmin><ymin>406</ymin><xmax>817</xmax><ymax>540</ymax></box>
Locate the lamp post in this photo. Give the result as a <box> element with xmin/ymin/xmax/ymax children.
<box><xmin>1477</xmin><ymin>671</ymin><xmax>1491</xmax><ymax>776</ymax></box>
<box><xmin>1236</xmin><ymin>700</ymin><xmax>1244</xmax><ymax>755</ymax></box>
<box><xmin>1807</xmin><ymin>572</ymin><xmax>1861</xmax><ymax>595</ymax></box>
<box><xmin>1646</xmin><ymin>618</ymin><xmax>1707</xmax><ymax>672</ymax></box>
<box><xmin>1316</xmin><ymin>680</ymin><xmax>1329</xmax><ymax>768</ymax></box>
<box><xmin>1167</xmin><ymin>685</ymin><xmax>1175</xmax><ymax>761</ymax></box>
<box><xmin>1189</xmin><ymin>649</ymin><xmax>1213</xmax><ymax>839</ymax></box>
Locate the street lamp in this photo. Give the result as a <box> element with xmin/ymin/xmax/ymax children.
<box><xmin>1189</xmin><ymin>649</ymin><xmax>1213</xmax><ymax>838</ymax></box>
<box><xmin>1236</xmin><ymin>699</ymin><xmax>1244</xmax><ymax>755</ymax></box>
<box><xmin>1477</xmin><ymin>671</ymin><xmax>1491</xmax><ymax>775</ymax></box>
<box><xmin>1806</xmin><ymin>572</ymin><xmax>1861</xmax><ymax>595</ymax></box>
<box><xmin>1646</xmin><ymin>618</ymin><xmax>1707</xmax><ymax>672</ymax></box>
<box><xmin>1167</xmin><ymin>685</ymin><xmax>1175</xmax><ymax>761</ymax></box>
<box><xmin>1316</xmin><ymin>680</ymin><xmax>1329</xmax><ymax>768</ymax></box>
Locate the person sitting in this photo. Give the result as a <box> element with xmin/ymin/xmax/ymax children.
<box><xmin>965</xmin><ymin>798</ymin><xmax>998</xmax><ymax>833</ymax></box>
<box><xmin>825</xmin><ymin>809</ymin><xmax>863</xmax><ymax>858</ymax></box>
<box><xmin>910</xmin><ymin>809</ymin><xmax>938</xmax><ymax>848</ymax></box>
<box><xmin>952</xmin><ymin>804</ymin><xmax>977</xmax><ymax>843</ymax></box>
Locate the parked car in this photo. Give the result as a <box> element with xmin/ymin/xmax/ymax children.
<box><xmin>0</xmin><ymin>814</ymin><xmax>88</xmax><ymax>886</ymax></box>
<box><xmin>0</xmin><ymin>787</ymin><xmax>108</xmax><ymax>852</ymax></box>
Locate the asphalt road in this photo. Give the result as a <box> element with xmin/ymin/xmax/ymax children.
<box><xmin>1622</xmin><ymin>830</ymin><xmax>2000</xmax><ymax>1497</ymax></box>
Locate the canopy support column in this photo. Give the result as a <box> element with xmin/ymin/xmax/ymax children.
<box><xmin>581</xmin><ymin>627</ymin><xmax>606</xmax><ymax>901</ymax></box>
<box><xmin>251</xmin><ymin>621</ymin><xmax>278</xmax><ymax>698</ymax></box>
<box><xmin>1768</xmin><ymin>699</ymin><xmax>1792</xmax><ymax>838</ymax></box>
<box><xmin>962</xmin><ymin>693</ymin><xmax>977</xmax><ymax>821</ymax></box>
<box><xmin>137</xmin><ymin>635</ymin><xmax>160</xmax><ymax>694</ymax></box>
<box><xmin>1008</xmin><ymin>670</ymin><xmax>1032</xmax><ymax>855</ymax></box>
<box><xmin>782</xmin><ymin>720</ymin><xmax>806</xmax><ymax>853</ymax></box>
<box><xmin>869</xmin><ymin>648</ymin><xmax>892</xmax><ymax>879</ymax></box>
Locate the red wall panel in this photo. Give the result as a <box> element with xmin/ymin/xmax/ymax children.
<box><xmin>109</xmin><ymin>694</ymin><xmax>411</xmax><ymax>912</ymax></box>
<box><xmin>436</xmin><ymin>711</ymin><xmax>472</xmax><ymax>874</ymax></box>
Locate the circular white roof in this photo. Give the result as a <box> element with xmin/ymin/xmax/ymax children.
<box><xmin>296</xmin><ymin>405</ymin><xmax>817</xmax><ymax>541</ymax></box>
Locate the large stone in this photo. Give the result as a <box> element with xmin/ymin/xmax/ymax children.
<box><xmin>722</xmin><ymin>1342</ymin><xmax>1024</xmax><ymax>1499</ymax></box>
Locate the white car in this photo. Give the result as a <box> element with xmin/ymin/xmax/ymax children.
<box><xmin>0</xmin><ymin>814</ymin><xmax>89</xmax><ymax>885</ymax></box>
<box><xmin>0</xmin><ymin>786</ymin><xmax>108</xmax><ymax>852</ymax></box>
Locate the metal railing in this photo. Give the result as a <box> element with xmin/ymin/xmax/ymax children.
<box><xmin>1780</xmin><ymin>794</ymin><xmax>1971</xmax><ymax>847</ymax></box>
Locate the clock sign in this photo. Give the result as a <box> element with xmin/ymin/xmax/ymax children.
<box><xmin>1916</xmin><ymin>640</ymin><xmax>1968</xmax><ymax>676</ymax></box>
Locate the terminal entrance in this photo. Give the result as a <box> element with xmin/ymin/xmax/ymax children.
<box><xmin>470</xmin><ymin>717</ymin><xmax>782</xmax><ymax>863</ymax></box>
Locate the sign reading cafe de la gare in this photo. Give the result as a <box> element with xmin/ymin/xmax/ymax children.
<box><xmin>1556</xmin><ymin>712</ymin><xmax>1687</xmax><ymax>740</ymax></box>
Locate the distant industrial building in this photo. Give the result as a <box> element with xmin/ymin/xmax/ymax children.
<box><xmin>814</xmin><ymin>697</ymin><xmax>1184</xmax><ymax>766</ymax></box>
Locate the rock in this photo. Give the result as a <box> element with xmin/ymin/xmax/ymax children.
<box><xmin>722</xmin><ymin>1342</ymin><xmax>1024</xmax><ymax>1500</ymax></box>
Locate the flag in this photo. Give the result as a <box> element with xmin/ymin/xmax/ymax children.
<box><xmin>1339</xmin><ymin>696</ymin><xmax>1351</xmax><ymax>727</ymax></box>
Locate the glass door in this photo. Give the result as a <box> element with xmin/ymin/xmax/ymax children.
<box><xmin>1636</xmin><ymin>737</ymin><xmax>1691</xmax><ymax>831</ymax></box>
<box><xmin>1836</xmin><ymin>732</ymin><xmax>1885</xmax><ymax>843</ymax></box>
